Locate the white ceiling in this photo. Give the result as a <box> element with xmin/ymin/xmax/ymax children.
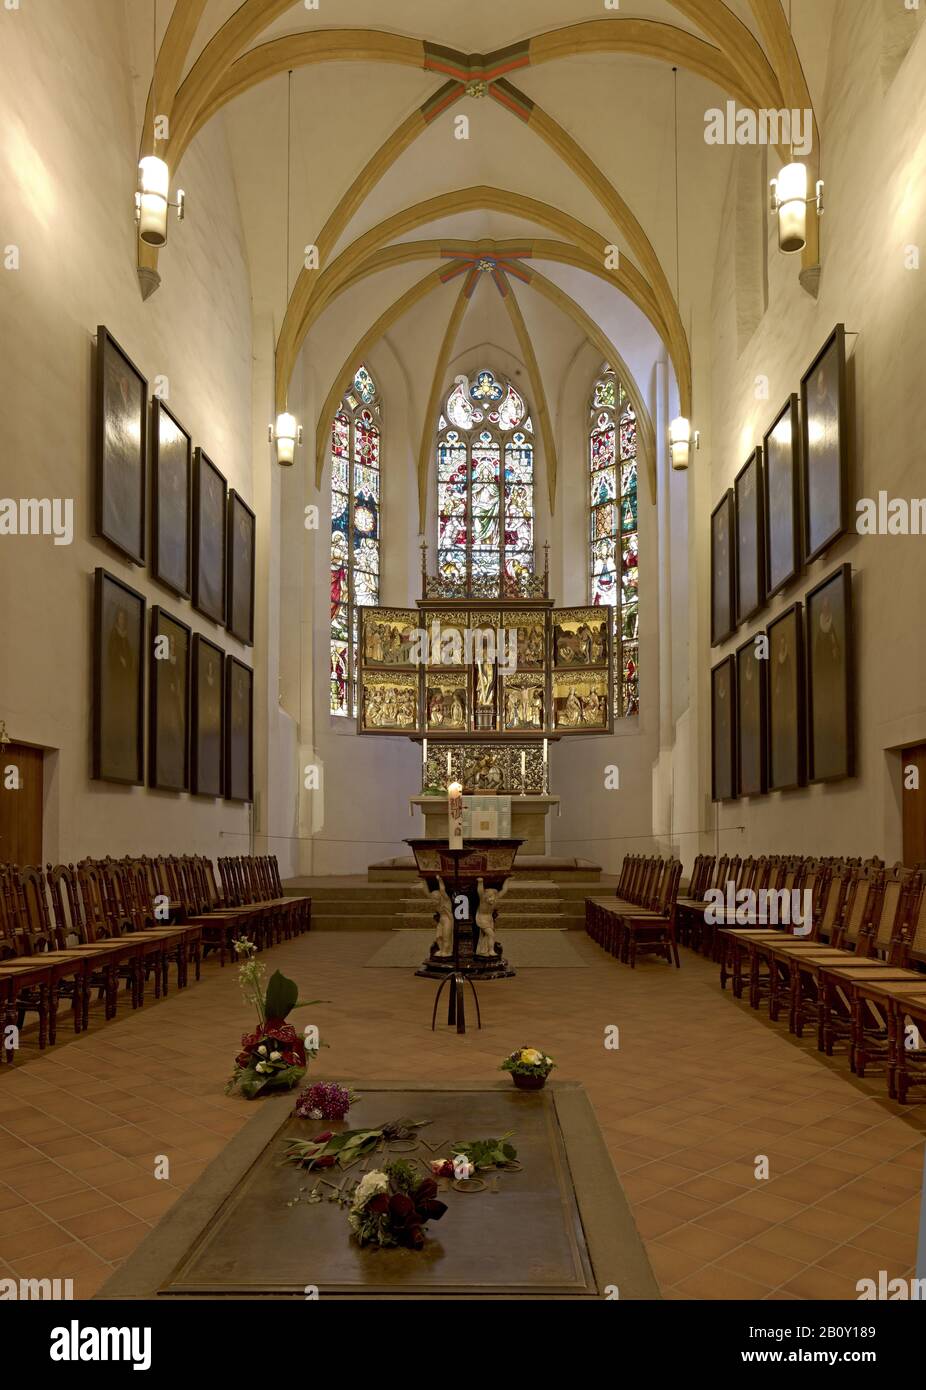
<box><xmin>153</xmin><ymin>0</ymin><xmax>836</xmax><ymax>430</ymax></box>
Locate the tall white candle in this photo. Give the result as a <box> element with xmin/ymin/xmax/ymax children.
<box><xmin>448</xmin><ymin>781</ymin><xmax>463</xmax><ymax>849</ymax></box>
<box><xmin>422</xmin><ymin>737</ymin><xmax>427</xmax><ymax>768</ymax></box>
<box><xmin>446</xmin><ymin>750</ymin><xmax>452</xmax><ymax>781</ymax></box>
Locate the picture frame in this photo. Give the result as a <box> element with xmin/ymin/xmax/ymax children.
<box><xmin>710</xmin><ymin>490</ymin><xmax>736</xmax><ymax>647</ymax></box>
<box><xmin>735</xmin><ymin>634</ymin><xmax>766</xmax><ymax>797</ymax></box>
<box><xmin>193</xmin><ymin>448</ymin><xmax>227</xmax><ymax>624</ymax></box>
<box><xmin>94</xmin><ymin>326</ymin><xmax>147</xmax><ymax>566</ymax></box>
<box><xmin>763</xmin><ymin>394</ymin><xmax>801</xmax><ymax>599</ymax></box>
<box><xmin>92</xmin><ymin>567</ymin><xmax>145</xmax><ymax>785</ymax></box>
<box><xmin>224</xmin><ymin>656</ymin><xmax>254</xmax><ymax>802</ymax></box>
<box><xmin>806</xmin><ymin>563</ymin><xmax>855</xmax><ymax>783</ymax></box>
<box><xmin>151</xmin><ymin>398</ymin><xmax>192</xmax><ymax>598</ymax></box>
<box><xmin>148</xmin><ymin>607</ymin><xmax>190</xmax><ymax>791</ymax></box>
<box><xmin>734</xmin><ymin>448</ymin><xmax>765</xmax><ymax>625</ymax></box>
<box><xmin>710</xmin><ymin>654</ymin><xmax>737</xmax><ymax>802</ymax></box>
<box><xmin>767</xmin><ymin>601</ymin><xmax>806</xmax><ymax>791</ymax></box>
<box><xmin>191</xmin><ymin>634</ymin><xmax>224</xmax><ymax>797</ymax></box>
<box><xmin>801</xmin><ymin>323</ymin><xmax>849</xmax><ymax>564</ymax></box>
<box><xmin>226</xmin><ymin>490</ymin><xmax>256</xmax><ymax>646</ymax></box>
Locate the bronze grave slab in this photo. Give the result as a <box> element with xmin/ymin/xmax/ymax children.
<box><xmin>97</xmin><ymin>1081</ymin><xmax>658</xmax><ymax>1300</ymax></box>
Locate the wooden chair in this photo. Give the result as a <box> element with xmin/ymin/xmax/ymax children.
<box><xmin>622</xmin><ymin>861</ymin><xmax>683</xmax><ymax>968</ymax></box>
<box><xmin>819</xmin><ymin>869</ymin><xmax>926</xmax><ymax>1067</ymax></box>
<box><xmin>0</xmin><ymin>864</ymin><xmax>89</xmax><ymax>1050</ymax></box>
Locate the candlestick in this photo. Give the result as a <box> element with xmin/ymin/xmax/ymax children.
<box><xmin>521</xmin><ymin>749</ymin><xmax>527</xmax><ymax>797</ymax></box>
<box><xmin>448</xmin><ymin>780</ymin><xmax>463</xmax><ymax>849</ymax></box>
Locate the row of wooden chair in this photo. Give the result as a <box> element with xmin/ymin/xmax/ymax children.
<box><xmin>676</xmin><ymin>852</ymin><xmax>890</xmax><ymax>958</ymax></box>
<box><xmin>585</xmin><ymin>855</ymin><xmax>682</xmax><ymax>968</ymax></box>
<box><xmin>714</xmin><ymin>862</ymin><xmax>926</xmax><ymax>1103</ymax></box>
<box><xmin>0</xmin><ymin>854</ymin><xmax>310</xmax><ymax>1063</ymax></box>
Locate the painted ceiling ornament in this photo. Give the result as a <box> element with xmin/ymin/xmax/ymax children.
<box><xmin>466</xmin><ymin>79</ymin><xmax>488</xmax><ymax>99</ymax></box>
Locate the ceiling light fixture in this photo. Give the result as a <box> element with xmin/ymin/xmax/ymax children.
<box><xmin>769</xmin><ymin>2</ymin><xmax>823</xmax><ymax>254</ymax></box>
<box><xmin>272</xmin><ymin>70</ymin><xmax>303</xmax><ymax>466</ymax></box>
<box><xmin>668</xmin><ymin>68</ymin><xmax>699</xmax><ymax>471</ymax></box>
<box><xmin>135</xmin><ymin>1</ymin><xmax>185</xmax><ymax>247</ymax></box>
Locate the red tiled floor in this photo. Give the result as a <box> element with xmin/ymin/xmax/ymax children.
<box><xmin>0</xmin><ymin>927</ymin><xmax>923</xmax><ymax>1299</ymax></box>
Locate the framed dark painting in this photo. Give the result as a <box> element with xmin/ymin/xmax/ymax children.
<box><xmin>763</xmin><ymin>394</ymin><xmax>801</xmax><ymax>599</ymax></box>
<box><xmin>92</xmin><ymin>568</ymin><xmax>145</xmax><ymax>785</ymax></box>
<box><xmin>801</xmin><ymin>323</ymin><xmax>849</xmax><ymax>563</ymax></box>
<box><xmin>149</xmin><ymin>607</ymin><xmax>190</xmax><ymax>791</ymax></box>
<box><xmin>806</xmin><ymin>563</ymin><xmax>854</xmax><ymax>783</ymax></box>
<box><xmin>193</xmin><ymin>449</ymin><xmax>227</xmax><ymax>624</ymax></box>
<box><xmin>736</xmin><ymin>635</ymin><xmax>766</xmax><ymax>797</ymax></box>
<box><xmin>734</xmin><ymin>448</ymin><xmax>765</xmax><ymax>625</ymax></box>
<box><xmin>711</xmin><ymin>654</ymin><xmax>737</xmax><ymax>802</ymax></box>
<box><xmin>226</xmin><ymin>491</ymin><xmax>256</xmax><ymax>646</ymax></box>
<box><xmin>95</xmin><ymin>326</ymin><xmax>147</xmax><ymax>565</ymax></box>
<box><xmin>152</xmin><ymin>399</ymin><xmax>192</xmax><ymax>598</ymax></box>
<box><xmin>710</xmin><ymin>490</ymin><xmax>736</xmax><ymax>647</ymax></box>
<box><xmin>224</xmin><ymin>656</ymin><xmax>253</xmax><ymax>803</ymax></box>
<box><xmin>191</xmin><ymin>634</ymin><xmax>224</xmax><ymax>797</ymax></box>
<box><xmin>767</xmin><ymin>602</ymin><xmax>806</xmax><ymax>791</ymax></box>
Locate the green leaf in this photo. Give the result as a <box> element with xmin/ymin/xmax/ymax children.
<box><xmin>264</xmin><ymin>970</ymin><xmax>299</xmax><ymax>1021</ymax></box>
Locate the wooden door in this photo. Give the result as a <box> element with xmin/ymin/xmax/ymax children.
<box><xmin>902</xmin><ymin>744</ymin><xmax>926</xmax><ymax>867</ymax></box>
<box><xmin>0</xmin><ymin>742</ymin><xmax>44</xmax><ymax>865</ymax></box>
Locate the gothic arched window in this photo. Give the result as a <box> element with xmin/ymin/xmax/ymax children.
<box><xmin>330</xmin><ymin>364</ymin><xmax>381</xmax><ymax>716</ymax></box>
<box><xmin>436</xmin><ymin>369</ymin><xmax>534</xmax><ymax>590</ymax></box>
<box><xmin>589</xmin><ymin>365</ymin><xmax>639</xmax><ymax>716</ymax></box>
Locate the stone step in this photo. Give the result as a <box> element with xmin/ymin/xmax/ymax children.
<box><xmin>400</xmin><ymin>911</ymin><xmax>569</xmax><ymax>930</ymax></box>
<box><xmin>309</xmin><ymin>913</ymin><xmax>406</xmax><ymax>932</ymax></box>
<box><xmin>396</xmin><ymin>895</ymin><xmax>561</xmax><ymax>912</ymax></box>
<box><xmin>312</xmin><ymin>897</ymin><xmax>424</xmax><ymax>916</ymax></box>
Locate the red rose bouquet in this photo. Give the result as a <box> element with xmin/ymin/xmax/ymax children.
<box><xmin>348</xmin><ymin>1161</ymin><xmax>447</xmax><ymax>1250</ymax></box>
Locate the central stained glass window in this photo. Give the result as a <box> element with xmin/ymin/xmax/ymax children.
<box><xmin>330</xmin><ymin>364</ymin><xmax>382</xmax><ymax>716</ymax></box>
<box><xmin>436</xmin><ymin>369</ymin><xmax>534</xmax><ymax>589</ymax></box>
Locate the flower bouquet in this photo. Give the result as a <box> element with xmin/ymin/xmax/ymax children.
<box><xmin>500</xmin><ymin>1046</ymin><xmax>555</xmax><ymax>1089</ymax></box>
<box><xmin>226</xmin><ymin>939</ymin><xmax>325</xmax><ymax>1099</ymax></box>
<box><xmin>430</xmin><ymin>1134</ymin><xmax>518</xmax><ymax>1179</ymax></box>
<box><xmin>293</xmin><ymin>1081</ymin><xmax>360</xmax><ymax>1122</ymax></box>
<box><xmin>282</xmin><ymin>1118</ymin><xmax>430</xmax><ymax>1171</ymax></box>
<box><xmin>348</xmin><ymin>1162</ymin><xmax>447</xmax><ymax>1249</ymax></box>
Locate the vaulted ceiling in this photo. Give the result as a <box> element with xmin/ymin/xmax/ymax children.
<box><xmin>133</xmin><ymin>0</ymin><xmax>836</xmax><ymax>513</ymax></box>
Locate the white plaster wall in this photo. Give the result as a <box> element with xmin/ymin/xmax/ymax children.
<box><xmin>0</xmin><ymin>0</ymin><xmax>253</xmax><ymax>862</ymax></box>
<box><xmin>702</xmin><ymin>2</ymin><xmax>926</xmax><ymax>861</ymax></box>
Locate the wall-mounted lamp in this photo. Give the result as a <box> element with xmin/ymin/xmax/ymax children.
<box><xmin>270</xmin><ymin>412</ymin><xmax>303</xmax><ymax>465</ymax></box>
<box><xmin>668</xmin><ymin>415</ymin><xmax>700</xmax><ymax>471</ymax></box>
<box><xmin>769</xmin><ymin>162</ymin><xmax>824</xmax><ymax>254</ymax></box>
<box><xmin>135</xmin><ymin>156</ymin><xmax>185</xmax><ymax>247</ymax></box>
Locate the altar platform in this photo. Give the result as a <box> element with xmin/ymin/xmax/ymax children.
<box><xmin>97</xmin><ymin>1081</ymin><xmax>658</xmax><ymax>1301</ymax></box>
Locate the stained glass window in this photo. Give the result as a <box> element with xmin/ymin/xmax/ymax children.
<box><xmin>589</xmin><ymin>365</ymin><xmax>638</xmax><ymax>717</ymax></box>
<box><xmin>436</xmin><ymin>370</ymin><xmax>534</xmax><ymax>587</ymax></box>
<box><xmin>330</xmin><ymin>365</ymin><xmax>382</xmax><ymax>715</ymax></box>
